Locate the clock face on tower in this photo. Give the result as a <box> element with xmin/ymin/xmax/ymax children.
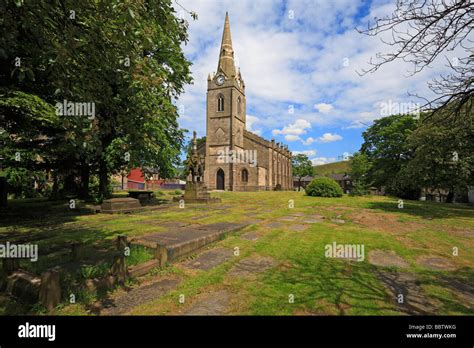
<box><xmin>215</xmin><ymin>74</ymin><xmax>225</xmax><ymax>86</ymax></box>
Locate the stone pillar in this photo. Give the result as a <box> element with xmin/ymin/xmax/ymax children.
<box><xmin>39</xmin><ymin>268</ymin><xmax>61</xmax><ymax>311</ymax></box>
<box><xmin>71</xmin><ymin>243</ymin><xmax>84</xmax><ymax>261</ymax></box>
<box><xmin>111</xmin><ymin>254</ymin><xmax>126</xmax><ymax>283</ymax></box>
<box><xmin>117</xmin><ymin>234</ymin><xmax>128</xmax><ymax>254</ymax></box>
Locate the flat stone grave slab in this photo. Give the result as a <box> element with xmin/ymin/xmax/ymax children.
<box><xmin>160</xmin><ymin>221</ymin><xmax>192</xmax><ymax>229</ymax></box>
<box><xmin>183</xmin><ymin>290</ymin><xmax>230</xmax><ymax>315</ymax></box>
<box><xmin>101</xmin><ymin>198</ymin><xmax>142</xmax><ymax>214</ymax></box>
<box><xmin>265</xmin><ymin>222</ymin><xmax>284</xmax><ymax>229</ymax></box>
<box><xmin>439</xmin><ymin>277</ymin><xmax>474</xmax><ymax>309</ymax></box>
<box><xmin>101</xmin><ymin>278</ymin><xmax>180</xmax><ymax>315</ymax></box>
<box><xmin>190</xmin><ymin>215</ymin><xmax>211</xmax><ymax>220</ymax></box>
<box><xmin>278</xmin><ymin>216</ymin><xmax>298</xmax><ymax>222</ymax></box>
<box><xmin>289</xmin><ymin>224</ymin><xmax>308</xmax><ymax>232</ymax></box>
<box><xmin>228</xmin><ymin>255</ymin><xmax>276</xmax><ymax>278</ymax></box>
<box><xmin>182</xmin><ymin>248</ymin><xmax>234</xmax><ymax>271</ymax></box>
<box><xmin>206</xmin><ymin>205</ymin><xmax>233</xmax><ymax>210</ymax></box>
<box><xmin>331</xmin><ymin>218</ymin><xmax>346</xmax><ymax>224</ymax></box>
<box><xmin>368</xmin><ymin>250</ymin><xmax>409</xmax><ymax>268</ymax></box>
<box><xmin>451</xmin><ymin>229</ymin><xmax>474</xmax><ymax>238</ymax></box>
<box><xmin>301</xmin><ymin>217</ymin><xmax>323</xmax><ymax>224</ymax></box>
<box><xmin>240</xmin><ymin>231</ymin><xmax>259</xmax><ymax>241</ymax></box>
<box><xmin>246</xmin><ymin>219</ymin><xmax>264</xmax><ymax>225</ymax></box>
<box><xmin>416</xmin><ymin>255</ymin><xmax>457</xmax><ymax>271</ymax></box>
<box><xmin>376</xmin><ymin>270</ymin><xmax>440</xmax><ymax>314</ymax></box>
<box><xmin>133</xmin><ymin>222</ymin><xmax>248</xmax><ymax>264</ymax></box>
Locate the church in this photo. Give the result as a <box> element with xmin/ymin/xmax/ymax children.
<box><xmin>199</xmin><ymin>13</ymin><xmax>293</xmax><ymax>191</ymax></box>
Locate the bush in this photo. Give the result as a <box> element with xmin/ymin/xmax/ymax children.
<box><xmin>305</xmin><ymin>177</ymin><xmax>343</xmax><ymax>197</ymax></box>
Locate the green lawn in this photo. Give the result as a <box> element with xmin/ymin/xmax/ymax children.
<box><xmin>1</xmin><ymin>191</ymin><xmax>473</xmax><ymax>315</ymax></box>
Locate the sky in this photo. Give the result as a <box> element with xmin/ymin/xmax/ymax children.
<box><xmin>174</xmin><ymin>0</ymin><xmax>461</xmax><ymax>165</ymax></box>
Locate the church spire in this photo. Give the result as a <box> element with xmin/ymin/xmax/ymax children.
<box><xmin>217</xmin><ymin>12</ymin><xmax>236</xmax><ymax>77</ymax></box>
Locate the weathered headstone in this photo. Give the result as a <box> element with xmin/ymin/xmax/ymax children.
<box><xmin>6</xmin><ymin>270</ymin><xmax>41</xmax><ymax>303</ymax></box>
<box><xmin>71</xmin><ymin>243</ymin><xmax>84</xmax><ymax>261</ymax></box>
<box><xmin>110</xmin><ymin>255</ymin><xmax>126</xmax><ymax>283</ymax></box>
<box><xmin>39</xmin><ymin>269</ymin><xmax>61</xmax><ymax>311</ymax></box>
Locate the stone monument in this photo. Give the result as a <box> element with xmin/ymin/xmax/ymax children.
<box><xmin>177</xmin><ymin>131</ymin><xmax>221</xmax><ymax>204</ymax></box>
<box><xmin>100</xmin><ymin>197</ymin><xmax>142</xmax><ymax>214</ymax></box>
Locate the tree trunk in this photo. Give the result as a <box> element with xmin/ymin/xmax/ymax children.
<box><xmin>51</xmin><ymin>172</ymin><xmax>60</xmax><ymax>199</ymax></box>
<box><xmin>446</xmin><ymin>189</ymin><xmax>454</xmax><ymax>203</ymax></box>
<box><xmin>99</xmin><ymin>158</ymin><xmax>109</xmax><ymax>198</ymax></box>
<box><xmin>79</xmin><ymin>162</ymin><xmax>90</xmax><ymax>199</ymax></box>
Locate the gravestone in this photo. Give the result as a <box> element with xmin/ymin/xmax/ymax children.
<box><xmin>39</xmin><ymin>269</ymin><xmax>61</xmax><ymax>311</ymax></box>
<box><xmin>101</xmin><ymin>197</ymin><xmax>142</xmax><ymax>214</ymax></box>
<box><xmin>176</xmin><ymin>131</ymin><xmax>221</xmax><ymax>203</ymax></box>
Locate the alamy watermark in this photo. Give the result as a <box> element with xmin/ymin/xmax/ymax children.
<box><xmin>55</xmin><ymin>99</ymin><xmax>95</xmax><ymax>119</ymax></box>
<box><xmin>325</xmin><ymin>241</ymin><xmax>365</xmax><ymax>262</ymax></box>
<box><xmin>380</xmin><ymin>99</ymin><xmax>420</xmax><ymax>118</ymax></box>
<box><xmin>0</xmin><ymin>242</ymin><xmax>38</xmax><ymax>262</ymax></box>
<box><xmin>217</xmin><ymin>146</ymin><xmax>257</xmax><ymax>167</ymax></box>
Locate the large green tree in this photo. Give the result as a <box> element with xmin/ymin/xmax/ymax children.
<box><xmin>349</xmin><ymin>152</ymin><xmax>372</xmax><ymax>195</ymax></box>
<box><xmin>0</xmin><ymin>0</ymin><xmax>193</xmax><ymax>198</ymax></box>
<box><xmin>292</xmin><ymin>154</ymin><xmax>313</xmax><ymax>191</ymax></box>
<box><xmin>406</xmin><ymin>108</ymin><xmax>474</xmax><ymax>202</ymax></box>
<box><xmin>360</xmin><ymin>114</ymin><xmax>419</xmax><ymax>199</ymax></box>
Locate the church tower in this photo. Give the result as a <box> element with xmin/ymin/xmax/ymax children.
<box><xmin>205</xmin><ymin>12</ymin><xmax>246</xmax><ymax>190</ymax></box>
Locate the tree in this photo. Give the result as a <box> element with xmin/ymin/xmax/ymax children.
<box><xmin>406</xmin><ymin>108</ymin><xmax>474</xmax><ymax>202</ymax></box>
<box><xmin>0</xmin><ymin>89</ymin><xmax>62</xmax><ymax>197</ymax></box>
<box><xmin>349</xmin><ymin>152</ymin><xmax>372</xmax><ymax>195</ymax></box>
<box><xmin>0</xmin><ymin>0</ymin><xmax>194</xmax><ymax>198</ymax></box>
<box><xmin>292</xmin><ymin>154</ymin><xmax>313</xmax><ymax>191</ymax></box>
<box><xmin>358</xmin><ymin>0</ymin><xmax>473</xmax><ymax>120</ymax></box>
<box><xmin>360</xmin><ymin>114</ymin><xmax>420</xmax><ymax>199</ymax></box>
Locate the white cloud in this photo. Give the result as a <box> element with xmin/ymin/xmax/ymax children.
<box><xmin>246</xmin><ymin>114</ymin><xmax>262</xmax><ymax>136</ymax></box>
<box><xmin>293</xmin><ymin>150</ymin><xmax>317</xmax><ymax>157</ymax></box>
<box><xmin>310</xmin><ymin>157</ymin><xmax>338</xmax><ymax>166</ymax></box>
<box><xmin>284</xmin><ymin>134</ymin><xmax>301</xmax><ymax>142</ymax></box>
<box><xmin>272</xmin><ymin>118</ymin><xmax>311</xmax><ymax>136</ymax></box>
<box><xmin>317</xmin><ymin>133</ymin><xmax>343</xmax><ymax>143</ymax></box>
<box><xmin>314</xmin><ymin>103</ymin><xmax>334</xmax><ymax>114</ymax></box>
<box><xmin>302</xmin><ymin>137</ymin><xmax>315</xmax><ymax>145</ymax></box>
<box><xmin>174</xmin><ymin>0</ymin><xmax>471</xmax><ymax>157</ymax></box>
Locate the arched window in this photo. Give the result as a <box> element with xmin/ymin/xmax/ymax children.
<box><xmin>241</xmin><ymin>168</ymin><xmax>248</xmax><ymax>182</ymax></box>
<box><xmin>237</xmin><ymin>97</ymin><xmax>241</xmax><ymax>115</ymax></box>
<box><xmin>217</xmin><ymin>94</ymin><xmax>224</xmax><ymax>112</ymax></box>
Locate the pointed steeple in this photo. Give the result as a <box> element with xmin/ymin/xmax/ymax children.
<box><xmin>217</xmin><ymin>12</ymin><xmax>236</xmax><ymax>77</ymax></box>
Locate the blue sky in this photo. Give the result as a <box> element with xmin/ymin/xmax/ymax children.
<box><xmin>175</xmin><ymin>0</ymin><xmax>461</xmax><ymax>165</ymax></box>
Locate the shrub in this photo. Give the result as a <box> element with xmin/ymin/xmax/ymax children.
<box><xmin>305</xmin><ymin>177</ymin><xmax>343</xmax><ymax>197</ymax></box>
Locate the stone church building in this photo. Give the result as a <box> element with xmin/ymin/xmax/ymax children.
<box><xmin>199</xmin><ymin>13</ymin><xmax>293</xmax><ymax>191</ymax></box>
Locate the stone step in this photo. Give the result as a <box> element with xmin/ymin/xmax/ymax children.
<box><xmin>131</xmin><ymin>222</ymin><xmax>248</xmax><ymax>266</ymax></box>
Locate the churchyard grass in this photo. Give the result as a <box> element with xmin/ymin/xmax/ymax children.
<box><xmin>0</xmin><ymin>191</ymin><xmax>473</xmax><ymax>315</ymax></box>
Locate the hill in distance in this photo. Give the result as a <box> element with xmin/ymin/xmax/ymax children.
<box><xmin>313</xmin><ymin>160</ymin><xmax>352</xmax><ymax>176</ymax></box>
